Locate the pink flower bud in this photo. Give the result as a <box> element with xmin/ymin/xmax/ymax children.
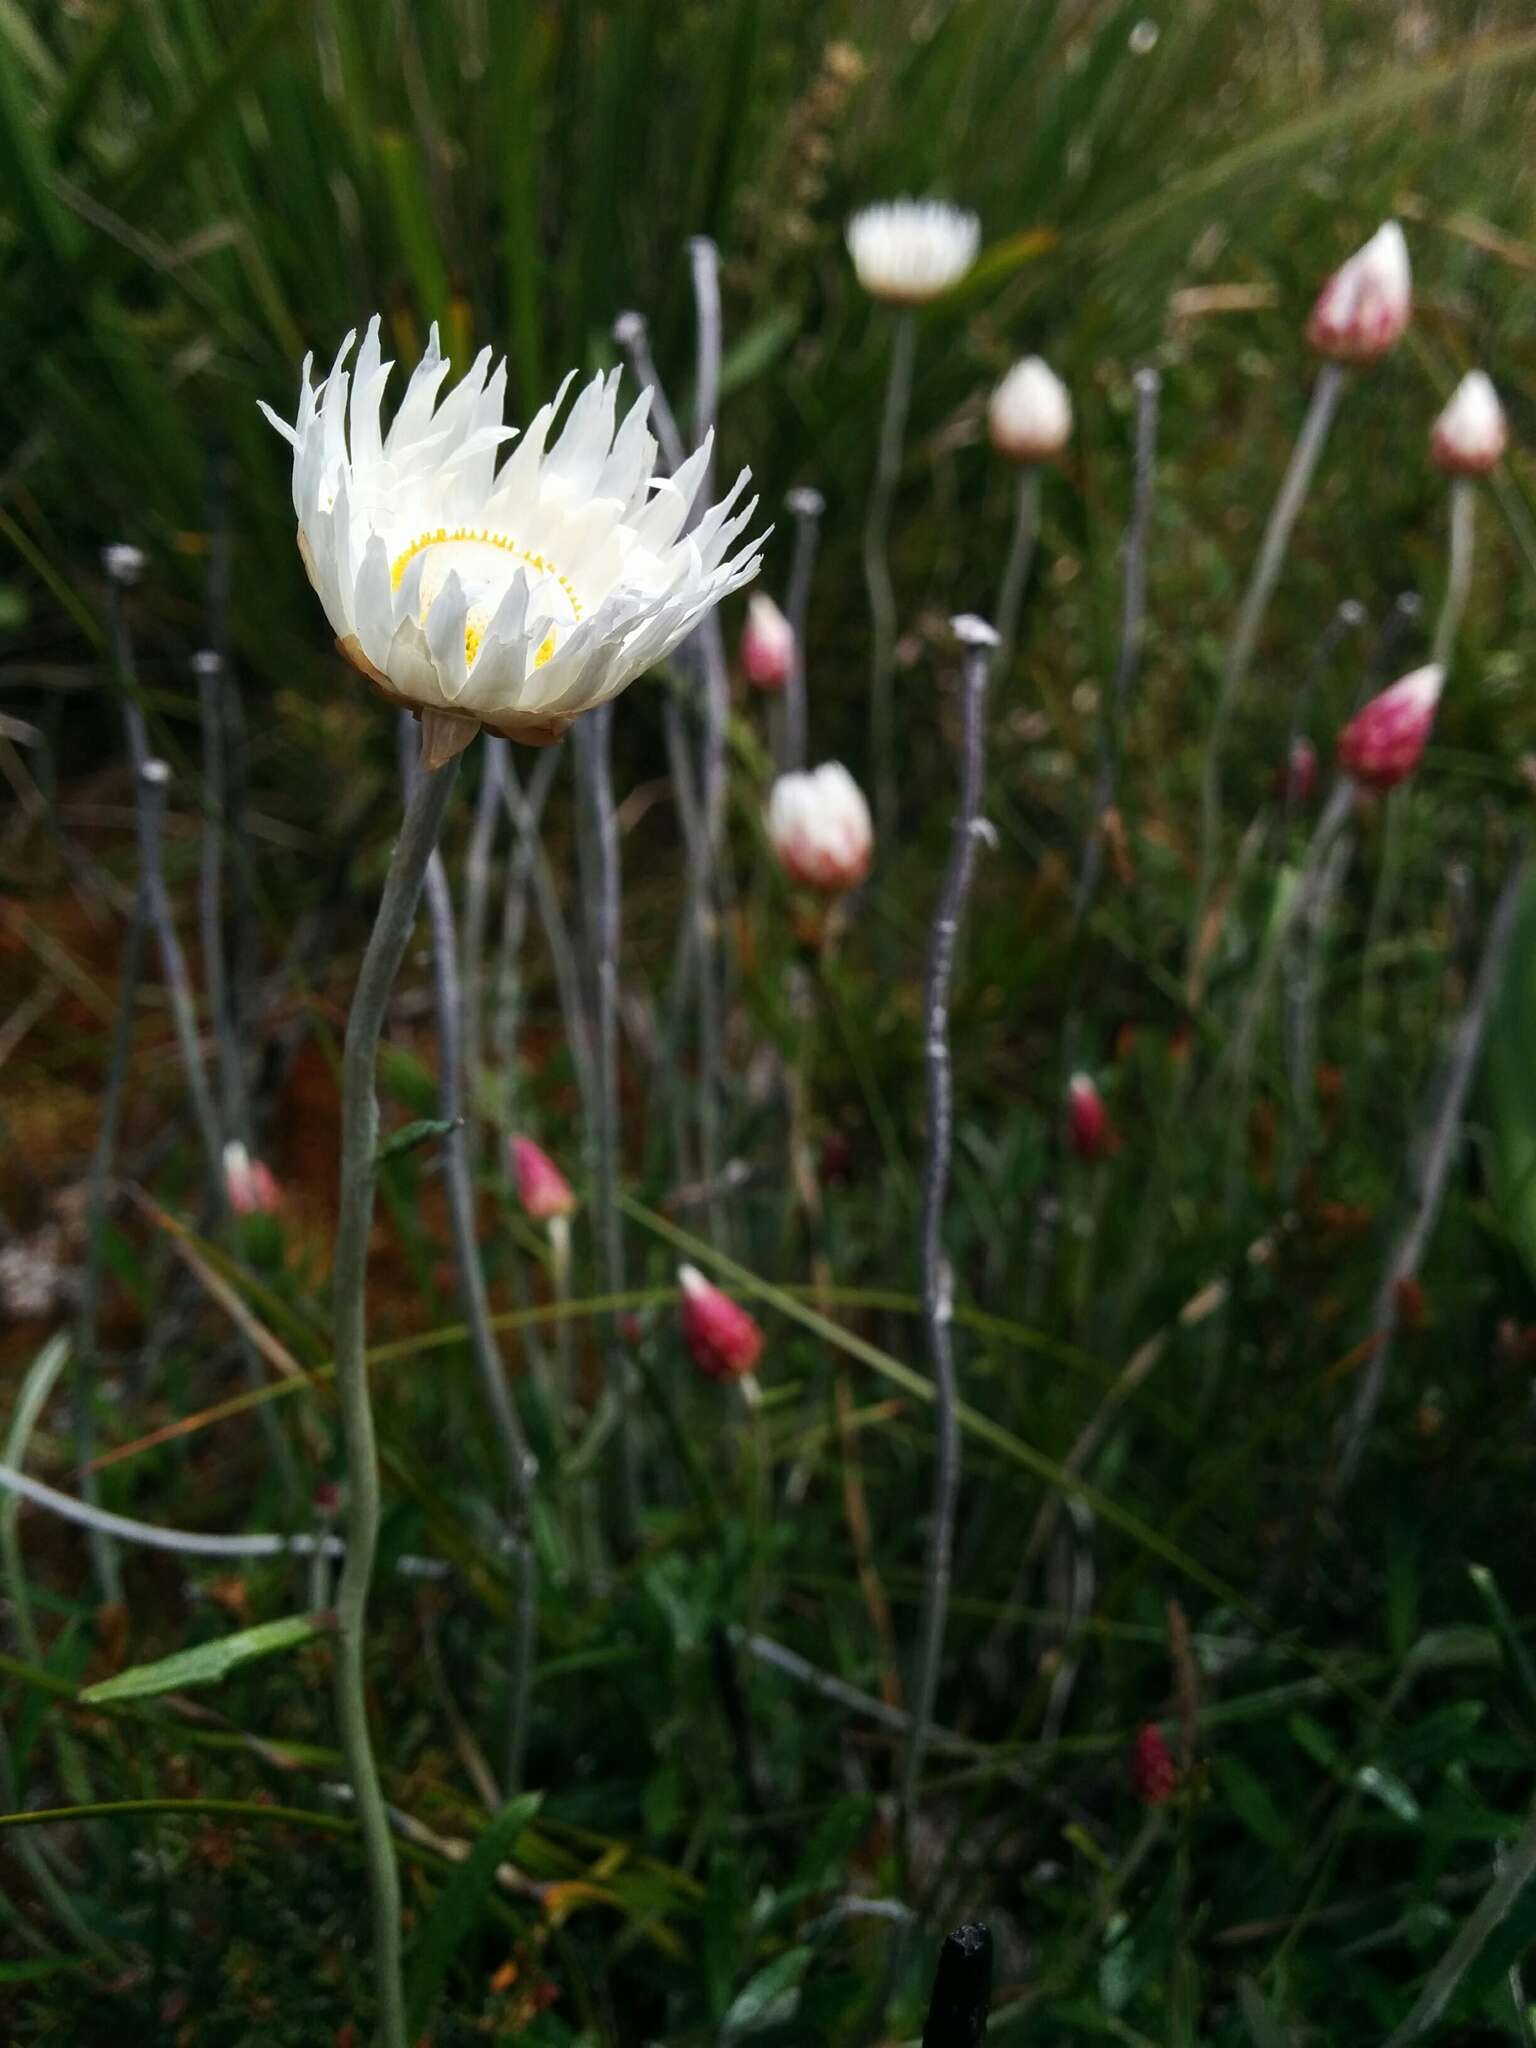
<box><xmin>1276</xmin><ymin>736</ymin><xmax>1318</xmax><ymax>805</ymax></box>
<box><xmin>987</xmin><ymin>356</ymin><xmax>1073</xmax><ymax>464</ymax></box>
<box><xmin>223</xmin><ymin>1141</ymin><xmax>281</xmax><ymax>1217</ymax></box>
<box><xmin>1431</xmin><ymin>370</ymin><xmax>1507</xmax><ymax>476</ymax></box>
<box><xmin>1306</xmin><ymin>221</ymin><xmax>1410</xmax><ymax>364</ymax></box>
<box><xmin>678</xmin><ymin>1263</ymin><xmax>763</xmax><ymax>1382</ymax></box>
<box><xmin>1066</xmin><ymin>1073</ymin><xmax>1116</xmax><ymax>1163</ymax></box>
<box><xmin>741</xmin><ymin>594</ymin><xmax>795</xmax><ymax>690</ymax></box>
<box><xmin>1336</xmin><ymin>664</ymin><xmax>1443</xmax><ymax>791</ymax></box>
<box><xmin>510</xmin><ymin>1135</ymin><xmax>576</xmax><ymax>1221</ymax></box>
<box><xmin>767</xmin><ymin>763</ymin><xmax>874</xmax><ymax>895</ymax></box>
<box><xmin>1129</xmin><ymin>1722</ymin><xmax>1178</xmax><ymax>1805</ymax></box>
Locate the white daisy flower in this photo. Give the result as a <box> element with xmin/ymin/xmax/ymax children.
<box><xmin>846</xmin><ymin>200</ymin><xmax>980</xmax><ymax>306</ymax></box>
<box><xmin>261</xmin><ymin>318</ymin><xmax>764</xmax><ymax>764</ymax></box>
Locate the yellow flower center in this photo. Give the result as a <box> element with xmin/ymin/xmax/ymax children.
<box><xmin>390</xmin><ymin>526</ymin><xmax>580</xmax><ymax>672</ymax></box>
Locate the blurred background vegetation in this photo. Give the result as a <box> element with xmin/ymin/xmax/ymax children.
<box><xmin>5</xmin><ymin>1</ymin><xmax>1536</xmax><ymax>2042</ymax></box>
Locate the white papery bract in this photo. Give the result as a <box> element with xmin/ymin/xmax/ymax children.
<box><xmin>1431</xmin><ymin>371</ymin><xmax>1507</xmax><ymax>476</ymax></box>
<box><xmin>767</xmin><ymin>762</ymin><xmax>874</xmax><ymax>895</ymax></box>
<box><xmin>846</xmin><ymin>200</ymin><xmax>979</xmax><ymax>306</ymax></box>
<box><xmin>260</xmin><ymin>318</ymin><xmax>763</xmax><ymax>757</ymax></box>
<box><xmin>988</xmin><ymin>357</ymin><xmax>1073</xmax><ymax>463</ymax></box>
<box><xmin>1306</xmin><ymin>221</ymin><xmax>1410</xmax><ymax>364</ymax></box>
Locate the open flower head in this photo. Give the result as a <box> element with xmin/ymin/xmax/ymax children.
<box><xmin>261</xmin><ymin>319</ymin><xmax>763</xmax><ymax>765</ymax></box>
<box><xmin>1431</xmin><ymin>371</ymin><xmax>1507</xmax><ymax>476</ymax></box>
<box><xmin>988</xmin><ymin>357</ymin><xmax>1073</xmax><ymax>464</ymax></box>
<box><xmin>1337</xmin><ymin>664</ymin><xmax>1442</xmax><ymax>790</ymax></box>
<box><xmin>768</xmin><ymin>763</ymin><xmax>874</xmax><ymax>895</ymax></box>
<box><xmin>1306</xmin><ymin>221</ymin><xmax>1410</xmax><ymax>364</ymax></box>
<box><xmin>846</xmin><ymin>200</ymin><xmax>979</xmax><ymax>306</ymax></box>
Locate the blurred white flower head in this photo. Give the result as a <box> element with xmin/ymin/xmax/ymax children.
<box><xmin>261</xmin><ymin>318</ymin><xmax>763</xmax><ymax>763</ymax></box>
<box><xmin>1306</xmin><ymin>221</ymin><xmax>1410</xmax><ymax>363</ymax></box>
<box><xmin>767</xmin><ymin>762</ymin><xmax>874</xmax><ymax>894</ymax></box>
<box><xmin>1431</xmin><ymin>371</ymin><xmax>1507</xmax><ymax>475</ymax></box>
<box><xmin>846</xmin><ymin>200</ymin><xmax>979</xmax><ymax>306</ymax></box>
<box><xmin>987</xmin><ymin>357</ymin><xmax>1073</xmax><ymax>463</ymax></box>
<box><xmin>741</xmin><ymin>592</ymin><xmax>796</xmax><ymax>690</ymax></box>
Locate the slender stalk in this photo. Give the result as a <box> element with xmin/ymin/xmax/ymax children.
<box><xmin>781</xmin><ymin>486</ymin><xmax>824</xmax><ymax>775</ymax></box>
<box><xmin>460</xmin><ymin>739</ymin><xmax>509</xmax><ymax>1167</ymax></box>
<box><xmin>499</xmin><ymin>766</ymin><xmax>596</xmax><ymax>1117</ymax></box>
<box><xmin>493</xmin><ymin>744</ymin><xmax>567</xmax><ymax>1131</ymax></box>
<box><xmin>1189</xmin><ymin>362</ymin><xmax>1345</xmax><ymax>996</ymax></box>
<box><xmin>73</xmin><ymin>888</ymin><xmax>144</xmax><ymax>1606</ymax></box>
<box><xmin>902</xmin><ymin>618</ymin><xmax>995</xmax><ymax>1862</ymax></box>
<box><xmin>992</xmin><ymin>465</ymin><xmax>1041</xmax><ymax>689</ymax></box>
<box><xmin>865</xmin><ymin>308</ymin><xmax>917</xmax><ymax>848</ymax></box>
<box><xmin>0</xmin><ymin>1459</ymin><xmax>344</xmax><ymax>1560</ymax></box>
<box><xmin>1280</xmin><ymin>597</ymin><xmax>1366</xmax><ymax>843</ymax></box>
<box><xmin>135</xmin><ymin>760</ymin><xmax>225</xmax><ymax>1190</ymax></box>
<box><xmin>1432</xmin><ymin>477</ymin><xmax>1476</xmax><ymax>672</ymax></box>
<box><xmin>332</xmin><ymin>752</ymin><xmax>461</xmax><ymax>2048</ymax></box>
<box><xmin>574</xmin><ymin>706</ymin><xmax>640</xmax><ymax>1544</ymax></box>
<box><xmin>193</xmin><ymin>649</ymin><xmax>245</xmax><ymax>1144</ymax></box>
<box><xmin>1073</xmin><ymin>367</ymin><xmax>1160</xmax><ymax>925</ymax></box>
<box><xmin>421</xmin><ymin>835</ymin><xmax>538</xmax><ymax>1791</ymax></box>
<box><xmin>1332</xmin><ymin>841</ymin><xmax>1529</xmax><ymax>1496</ymax></box>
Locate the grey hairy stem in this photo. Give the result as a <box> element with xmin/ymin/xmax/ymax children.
<box><xmin>460</xmin><ymin>738</ymin><xmax>509</xmax><ymax>1169</ymax></box>
<box><xmin>1074</xmin><ymin>367</ymin><xmax>1161</xmax><ymax>926</ymax></box>
<box><xmin>421</xmin><ymin>833</ymin><xmax>538</xmax><ymax>1792</ymax></box>
<box><xmin>73</xmin><ymin>884</ymin><xmax>147</xmax><ymax>1605</ymax></box>
<box><xmin>865</xmin><ymin>308</ymin><xmax>917</xmax><ymax>848</ymax></box>
<box><xmin>991</xmin><ymin>465</ymin><xmax>1040</xmax><ymax>690</ymax></box>
<box><xmin>499</xmin><ymin>759</ymin><xmax>597</xmax><ymax>1122</ymax></box>
<box><xmin>780</xmin><ymin>487</ymin><xmax>824</xmax><ymax>775</ymax></box>
<box><xmin>1332</xmin><ymin>841</ymin><xmax>1530</xmax><ymax>1498</ymax></box>
<box><xmin>331</xmin><ymin>753</ymin><xmax>461</xmax><ymax>2048</ymax></box>
<box><xmin>493</xmin><ymin>742</ymin><xmax>567</xmax><ymax>1132</ymax></box>
<box><xmin>1432</xmin><ymin>477</ymin><xmax>1476</xmax><ymax>673</ymax></box>
<box><xmin>574</xmin><ymin>707</ymin><xmax>641</xmax><ymax>1543</ymax></box>
<box><xmin>902</xmin><ymin>626</ymin><xmax>995</xmax><ymax>1865</ymax></box>
<box><xmin>1189</xmin><ymin>361</ymin><xmax>1345</xmax><ymax>998</ymax></box>
<box><xmin>194</xmin><ymin>651</ymin><xmax>248</xmax><ymax>1145</ymax></box>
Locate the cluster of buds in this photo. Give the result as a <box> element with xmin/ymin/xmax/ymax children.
<box><xmin>1306</xmin><ymin>220</ymin><xmax>1411</xmax><ymax>363</ymax></box>
<box><xmin>1066</xmin><ymin>1073</ymin><xmax>1117</xmax><ymax>1163</ymax></box>
<box><xmin>223</xmin><ymin>1141</ymin><xmax>282</xmax><ymax>1217</ymax></box>
<box><xmin>1336</xmin><ymin>665</ymin><xmax>1443</xmax><ymax>791</ymax></box>
<box><xmin>767</xmin><ymin>763</ymin><xmax>874</xmax><ymax>895</ymax></box>
<box><xmin>987</xmin><ymin>356</ymin><xmax>1073</xmax><ymax>465</ymax></box>
<box><xmin>510</xmin><ymin>1136</ymin><xmax>576</xmax><ymax>1222</ymax></box>
<box><xmin>677</xmin><ymin>1264</ymin><xmax>764</xmax><ymax>1382</ymax></box>
<box><xmin>741</xmin><ymin>593</ymin><xmax>796</xmax><ymax>690</ymax></box>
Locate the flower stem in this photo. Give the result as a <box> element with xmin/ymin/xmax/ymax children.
<box><xmin>1188</xmin><ymin>361</ymin><xmax>1345</xmax><ymax>999</ymax></box>
<box><xmin>421</xmin><ymin>835</ymin><xmax>538</xmax><ymax>1792</ymax></box>
<box><xmin>992</xmin><ymin>464</ymin><xmax>1041</xmax><ymax>688</ymax></box>
<box><xmin>575</xmin><ymin>706</ymin><xmax>640</xmax><ymax>1545</ymax></box>
<box><xmin>333</xmin><ymin>752</ymin><xmax>460</xmax><ymax>2048</ymax></box>
<box><xmin>902</xmin><ymin>624</ymin><xmax>993</xmax><ymax>1866</ymax></box>
<box><xmin>1073</xmin><ymin>367</ymin><xmax>1161</xmax><ymax>926</ymax></box>
<box><xmin>865</xmin><ymin>308</ymin><xmax>917</xmax><ymax>848</ymax></box>
<box><xmin>460</xmin><ymin>738</ymin><xmax>509</xmax><ymax>1169</ymax></box>
<box><xmin>780</xmin><ymin>487</ymin><xmax>824</xmax><ymax>775</ymax></box>
<box><xmin>1432</xmin><ymin>476</ymin><xmax>1476</xmax><ymax>673</ymax></box>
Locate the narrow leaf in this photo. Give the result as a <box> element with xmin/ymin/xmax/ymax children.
<box><xmin>406</xmin><ymin>1793</ymin><xmax>542</xmax><ymax>2031</ymax></box>
<box><xmin>80</xmin><ymin>1616</ymin><xmax>322</xmax><ymax>1706</ymax></box>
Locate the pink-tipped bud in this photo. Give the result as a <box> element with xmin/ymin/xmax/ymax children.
<box><xmin>1431</xmin><ymin>370</ymin><xmax>1507</xmax><ymax>476</ymax></box>
<box><xmin>510</xmin><ymin>1136</ymin><xmax>576</xmax><ymax>1221</ymax></box>
<box><xmin>987</xmin><ymin>356</ymin><xmax>1073</xmax><ymax>464</ymax></box>
<box><xmin>223</xmin><ymin>1141</ymin><xmax>281</xmax><ymax>1217</ymax></box>
<box><xmin>1306</xmin><ymin>221</ymin><xmax>1411</xmax><ymax>364</ymax></box>
<box><xmin>1130</xmin><ymin>1722</ymin><xmax>1178</xmax><ymax>1806</ymax></box>
<box><xmin>741</xmin><ymin>594</ymin><xmax>796</xmax><ymax>690</ymax></box>
<box><xmin>1066</xmin><ymin>1073</ymin><xmax>1116</xmax><ymax>1163</ymax></box>
<box><xmin>1276</xmin><ymin>736</ymin><xmax>1318</xmax><ymax>806</ymax></box>
<box><xmin>677</xmin><ymin>1263</ymin><xmax>763</xmax><ymax>1382</ymax></box>
<box><xmin>767</xmin><ymin>763</ymin><xmax>874</xmax><ymax>895</ymax></box>
<box><xmin>1337</xmin><ymin>664</ymin><xmax>1443</xmax><ymax>791</ymax></box>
